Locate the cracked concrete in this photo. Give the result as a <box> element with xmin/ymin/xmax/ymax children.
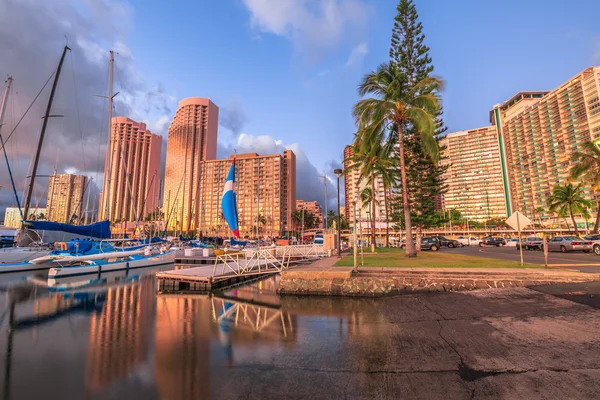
<box><xmin>209</xmin><ymin>287</ymin><xmax>600</xmax><ymax>399</ymax></box>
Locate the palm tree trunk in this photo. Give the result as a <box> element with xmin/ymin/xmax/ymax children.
<box><xmin>397</xmin><ymin>124</ymin><xmax>416</xmax><ymax>257</ymax></box>
<box><xmin>594</xmin><ymin>201</ymin><xmax>600</xmax><ymax>234</ymax></box>
<box><xmin>385</xmin><ymin>186</ymin><xmax>390</xmax><ymax>248</ymax></box>
<box><xmin>371</xmin><ymin>174</ymin><xmax>376</xmax><ymax>252</ymax></box>
<box><xmin>569</xmin><ymin>205</ymin><xmax>579</xmax><ymax>236</ymax></box>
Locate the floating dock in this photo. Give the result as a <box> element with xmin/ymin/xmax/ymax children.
<box><xmin>156</xmin><ymin>260</ymin><xmax>278</xmax><ymax>292</ymax></box>
<box><xmin>157</xmin><ymin>245</ymin><xmax>328</xmax><ymax>293</ymax></box>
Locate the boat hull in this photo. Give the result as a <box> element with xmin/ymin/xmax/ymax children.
<box><xmin>48</xmin><ymin>252</ymin><xmax>175</xmax><ymax>278</ymax></box>
<box><xmin>0</xmin><ymin>248</ymin><xmax>50</xmax><ymax>265</ymax></box>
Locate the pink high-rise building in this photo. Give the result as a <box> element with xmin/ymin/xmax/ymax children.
<box><xmin>100</xmin><ymin>117</ymin><xmax>162</xmax><ymax>222</ymax></box>
<box><xmin>163</xmin><ymin>98</ymin><xmax>219</xmax><ymax>232</ymax></box>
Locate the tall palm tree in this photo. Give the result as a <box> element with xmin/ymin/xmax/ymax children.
<box><xmin>571</xmin><ymin>141</ymin><xmax>600</xmax><ymax>233</ymax></box>
<box><xmin>326</xmin><ymin>210</ymin><xmax>337</xmax><ymax>228</ymax></box>
<box><xmin>353</xmin><ymin>62</ymin><xmax>442</xmax><ymax>257</ymax></box>
<box><xmin>535</xmin><ymin>206</ymin><xmax>545</xmax><ymax>228</ymax></box>
<box><xmin>546</xmin><ymin>183</ymin><xmax>592</xmax><ymax>236</ymax></box>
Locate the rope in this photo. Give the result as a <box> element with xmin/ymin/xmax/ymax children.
<box><xmin>0</xmin><ymin>72</ymin><xmax>54</xmax><ymax>153</ymax></box>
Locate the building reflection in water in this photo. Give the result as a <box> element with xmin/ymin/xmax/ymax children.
<box><xmin>154</xmin><ymin>276</ymin><xmax>297</xmax><ymax>400</ymax></box>
<box><xmin>86</xmin><ymin>276</ymin><xmax>155</xmax><ymax>392</ymax></box>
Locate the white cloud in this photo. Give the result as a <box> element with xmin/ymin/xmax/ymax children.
<box><xmin>345</xmin><ymin>42</ymin><xmax>368</xmax><ymax>66</ymax></box>
<box><xmin>241</xmin><ymin>0</ymin><xmax>369</xmax><ymax>59</ymax></box>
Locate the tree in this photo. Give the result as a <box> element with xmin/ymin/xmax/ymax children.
<box><xmin>326</xmin><ymin>210</ymin><xmax>337</xmax><ymax>228</ymax></box>
<box><xmin>570</xmin><ymin>141</ymin><xmax>600</xmax><ymax>233</ymax></box>
<box><xmin>353</xmin><ymin>63</ymin><xmax>442</xmax><ymax>257</ymax></box>
<box><xmin>389</xmin><ymin>0</ymin><xmax>449</xmax><ymax>249</ymax></box>
<box><xmin>546</xmin><ymin>183</ymin><xmax>592</xmax><ymax>236</ymax></box>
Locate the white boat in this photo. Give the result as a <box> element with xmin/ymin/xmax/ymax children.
<box><xmin>48</xmin><ymin>250</ymin><xmax>175</xmax><ymax>278</ymax></box>
<box><xmin>0</xmin><ymin>247</ymin><xmax>51</xmax><ymax>265</ymax></box>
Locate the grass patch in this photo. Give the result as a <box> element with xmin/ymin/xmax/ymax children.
<box><xmin>335</xmin><ymin>248</ymin><xmax>542</xmax><ymax>269</ymax></box>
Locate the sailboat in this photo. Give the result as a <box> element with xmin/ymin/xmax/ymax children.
<box><xmin>0</xmin><ymin>47</ymin><xmax>115</xmax><ymax>265</ymax></box>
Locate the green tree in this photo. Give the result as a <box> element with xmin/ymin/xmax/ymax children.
<box><xmin>389</xmin><ymin>0</ymin><xmax>449</xmax><ymax>247</ymax></box>
<box><xmin>353</xmin><ymin>62</ymin><xmax>442</xmax><ymax>257</ymax></box>
<box><xmin>546</xmin><ymin>183</ymin><xmax>592</xmax><ymax>236</ymax></box>
<box><xmin>570</xmin><ymin>141</ymin><xmax>600</xmax><ymax>233</ymax></box>
<box><xmin>326</xmin><ymin>210</ymin><xmax>337</xmax><ymax>228</ymax></box>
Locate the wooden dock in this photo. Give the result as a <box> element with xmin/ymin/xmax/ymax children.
<box><xmin>158</xmin><ymin>245</ymin><xmax>327</xmax><ymax>293</ymax></box>
<box><xmin>157</xmin><ymin>260</ymin><xmax>278</xmax><ymax>292</ymax></box>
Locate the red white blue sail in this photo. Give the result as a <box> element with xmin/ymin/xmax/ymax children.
<box><xmin>222</xmin><ymin>158</ymin><xmax>239</xmax><ymax>238</ymax></box>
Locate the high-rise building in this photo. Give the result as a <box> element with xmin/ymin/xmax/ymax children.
<box><xmin>190</xmin><ymin>151</ymin><xmax>296</xmax><ymax>237</ymax></box>
<box><xmin>492</xmin><ymin>67</ymin><xmax>600</xmax><ymax>215</ymax></box>
<box><xmin>163</xmin><ymin>98</ymin><xmax>218</xmax><ymax>232</ymax></box>
<box><xmin>3</xmin><ymin>206</ymin><xmax>45</xmax><ymax>228</ymax></box>
<box><xmin>99</xmin><ymin>117</ymin><xmax>162</xmax><ymax>222</ymax></box>
<box><xmin>296</xmin><ymin>200</ymin><xmax>324</xmax><ymax>228</ymax></box>
<box><xmin>439</xmin><ymin>126</ymin><xmax>508</xmax><ymax>221</ymax></box>
<box><xmin>343</xmin><ymin>145</ymin><xmax>386</xmax><ymax>225</ymax></box>
<box><xmin>46</xmin><ymin>173</ymin><xmax>87</xmax><ymax>223</ymax></box>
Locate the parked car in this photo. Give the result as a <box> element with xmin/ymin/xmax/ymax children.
<box><xmin>400</xmin><ymin>237</ymin><xmax>440</xmax><ymax>251</ymax></box>
<box><xmin>583</xmin><ymin>234</ymin><xmax>600</xmax><ymax>255</ymax></box>
<box><xmin>431</xmin><ymin>236</ymin><xmax>463</xmax><ymax>248</ymax></box>
<box><xmin>516</xmin><ymin>237</ymin><xmax>544</xmax><ymax>250</ymax></box>
<box><xmin>456</xmin><ymin>236</ymin><xmax>482</xmax><ymax>246</ymax></box>
<box><xmin>420</xmin><ymin>237</ymin><xmax>441</xmax><ymax>251</ymax></box>
<box><xmin>506</xmin><ymin>238</ymin><xmax>519</xmax><ymax>247</ymax></box>
<box><xmin>547</xmin><ymin>236</ymin><xmax>592</xmax><ymax>253</ymax></box>
<box><xmin>479</xmin><ymin>237</ymin><xmax>507</xmax><ymax>247</ymax></box>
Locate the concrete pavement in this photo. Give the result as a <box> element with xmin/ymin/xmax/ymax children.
<box><xmin>213</xmin><ymin>285</ymin><xmax>600</xmax><ymax>399</ymax></box>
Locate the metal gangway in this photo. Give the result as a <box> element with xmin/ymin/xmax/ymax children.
<box><xmin>157</xmin><ymin>244</ymin><xmax>327</xmax><ymax>292</ymax></box>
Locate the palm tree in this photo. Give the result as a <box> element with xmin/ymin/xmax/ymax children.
<box><xmin>353</xmin><ymin>62</ymin><xmax>442</xmax><ymax>257</ymax></box>
<box><xmin>347</xmin><ymin>138</ymin><xmax>394</xmax><ymax>251</ymax></box>
<box><xmin>535</xmin><ymin>206</ymin><xmax>545</xmax><ymax>228</ymax></box>
<box><xmin>546</xmin><ymin>183</ymin><xmax>592</xmax><ymax>236</ymax></box>
<box><xmin>571</xmin><ymin>141</ymin><xmax>600</xmax><ymax>233</ymax></box>
<box><xmin>326</xmin><ymin>210</ymin><xmax>337</xmax><ymax>228</ymax></box>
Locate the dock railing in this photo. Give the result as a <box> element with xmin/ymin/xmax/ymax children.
<box><xmin>212</xmin><ymin>247</ymin><xmax>291</xmax><ymax>278</ymax></box>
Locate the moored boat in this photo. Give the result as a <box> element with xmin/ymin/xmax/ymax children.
<box><xmin>48</xmin><ymin>249</ymin><xmax>175</xmax><ymax>278</ymax></box>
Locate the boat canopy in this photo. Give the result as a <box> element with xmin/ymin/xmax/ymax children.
<box><xmin>24</xmin><ymin>220</ymin><xmax>111</xmax><ymax>239</ymax></box>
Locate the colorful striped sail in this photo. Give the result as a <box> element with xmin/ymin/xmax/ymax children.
<box><xmin>221</xmin><ymin>158</ymin><xmax>239</xmax><ymax>238</ymax></box>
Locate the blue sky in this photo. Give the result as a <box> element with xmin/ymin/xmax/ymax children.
<box><xmin>1</xmin><ymin>0</ymin><xmax>599</xmax><ymax>212</ymax></box>
<box><xmin>124</xmin><ymin>0</ymin><xmax>600</xmax><ymax>169</ymax></box>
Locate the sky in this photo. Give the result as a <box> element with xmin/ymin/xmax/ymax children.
<box><xmin>1</xmin><ymin>0</ymin><xmax>600</xmax><ymax>215</ymax></box>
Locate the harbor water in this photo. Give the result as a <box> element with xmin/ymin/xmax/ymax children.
<box><xmin>0</xmin><ymin>264</ymin><xmax>392</xmax><ymax>400</ymax></box>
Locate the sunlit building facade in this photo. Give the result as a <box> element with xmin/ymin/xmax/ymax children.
<box><xmin>492</xmin><ymin>67</ymin><xmax>600</xmax><ymax>216</ymax></box>
<box><xmin>195</xmin><ymin>151</ymin><xmax>296</xmax><ymax>237</ymax></box>
<box><xmin>163</xmin><ymin>98</ymin><xmax>218</xmax><ymax>231</ymax></box>
<box><xmin>3</xmin><ymin>206</ymin><xmax>45</xmax><ymax>228</ymax></box>
<box><xmin>296</xmin><ymin>200</ymin><xmax>324</xmax><ymax>229</ymax></box>
<box><xmin>439</xmin><ymin>126</ymin><xmax>508</xmax><ymax>221</ymax></box>
<box><xmin>46</xmin><ymin>173</ymin><xmax>87</xmax><ymax>223</ymax></box>
<box><xmin>343</xmin><ymin>145</ymin><xmax>388</xmax><ymax>240</ymax></box>
<box><xmin>99</xmin><ymin>117</ymin><xmax>161</xmax><ymax>222</ymax></box>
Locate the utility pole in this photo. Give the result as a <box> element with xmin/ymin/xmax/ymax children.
<box><xmin>24</xmin><ymin>45</ymin><xmax>70</xmax><ymax>222</ymax></box>
<box><xmin>321</xmin><ymin>174</ymin><xmax>328</xmax><ymax>230</ymax></box>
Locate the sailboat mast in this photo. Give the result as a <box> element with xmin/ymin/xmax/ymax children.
<box><xmin>104</xmin><ymin>50</ymin><xmax>115</xmax><ymax>221</ymax></box>
<box><xmin>0</xmin><ymin>77</ymin><xmax>23</xmax><ymax>219</ymax></box>
<box><xmin>23</xmin><ymin>45</ymin><xmax>70</xmax><ymax>221</ymax></box>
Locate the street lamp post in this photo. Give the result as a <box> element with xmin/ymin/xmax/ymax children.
<box><xmin>334</xmin><ymin>168</ymin><xmax>343</xmax><ymax>257</ymax></box>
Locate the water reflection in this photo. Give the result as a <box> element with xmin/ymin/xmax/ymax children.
<box><xmin>0</xmin><ymin>266</ymin><xmax>390</xmax><ymax>399</ymax></box>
